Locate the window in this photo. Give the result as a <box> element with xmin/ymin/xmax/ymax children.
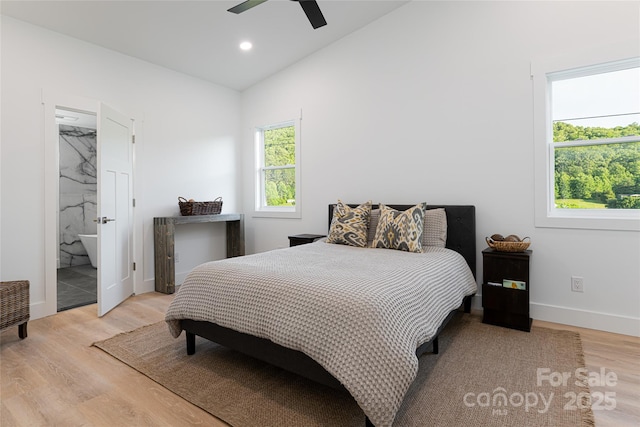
<box><xmin>254</xmin><ymin>118</ymin><xmax>301</xmax><ymax>218</ymax></box>
<box><xmin>550</xmin><ymin>62</ymin><xmax>640</xmax><ymax>210</ymax></box>
<box><xmin>533</xmin><ymin>47</ymin><xmax>640</xmax><ymax>231</ymax></box>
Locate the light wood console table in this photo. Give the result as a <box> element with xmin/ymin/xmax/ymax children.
<box><xmin>153</xmin><ymin>213</ymin><xmax>245</xmax><ymax>294</ymax></box>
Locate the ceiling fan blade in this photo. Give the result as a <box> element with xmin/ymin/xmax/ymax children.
<box><xmin>297</xmin><ymin>0</ymin><xmax>327</xmax><ymax>29</ymax></box>
<box><xmin>228</xmin><ymin>0</ymin><xmax>269</xmax><ymax>14</ymax></box>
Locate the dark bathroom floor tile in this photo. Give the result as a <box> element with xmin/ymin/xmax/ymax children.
<box><xmin>57</xmin><ymin>265</ymin><xmax>97</xmax><ymax>312</ymax></box>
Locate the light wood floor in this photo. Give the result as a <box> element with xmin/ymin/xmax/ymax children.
<box><xmin>1</xmin><ymin>292</ymin><xmax>638</xmax><ymax>426</ymax></box>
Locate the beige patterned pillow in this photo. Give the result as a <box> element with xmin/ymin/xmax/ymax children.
<box><xmin>326</xmin><ymin>200</ymin><xmax>372</xmax><ymax>248</ymax></box>
<box><xmin>367</xmin><ymin>208</ymin><xmax>381</xmax><ymax>246</ymax></box>
<box><xmin>373</xmin><ymin>203</ymin><xmax>426</xmax><ymax>253</ymax></box>
<box><xmin>423</xmin><ymin>208</ymin><xmax>447</xmax><ymax>248</ymax></box>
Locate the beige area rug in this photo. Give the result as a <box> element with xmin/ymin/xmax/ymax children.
<box><xmin>93</xmin><ymin>314</ymin><xmax>595</xmax><ymax>427</ymax></box>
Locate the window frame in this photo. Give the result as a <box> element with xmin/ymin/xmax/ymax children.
<box><xmin>253</xmin><ymin>117</ymin><xmax>301</xmax><ymax>219</ymax></box>
<box><xmin>532</xmin><ymin>43</ymin><xmax>640</xmax><ymax>231</ymax></box>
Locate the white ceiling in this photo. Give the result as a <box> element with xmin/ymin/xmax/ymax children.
<box><xmin>1</xmin><ymin>0</ymin><xmax>409</xmax><ymax>91</ymax></box>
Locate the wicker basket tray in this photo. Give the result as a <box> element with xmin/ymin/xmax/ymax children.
<box><xmin>178</xmin><ymin>196</ymin><xmax>223</xmax><ymax>216</ymax></box>
<box><xmin>485</xmin><ymin>236</ymin><xmax>531</xmax><ymax>252</ymax></box>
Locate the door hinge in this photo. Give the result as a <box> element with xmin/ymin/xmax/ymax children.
<box><xmin>132</xmin><ymin>135</ymin><xmax>136</xmax><ymax>144</ymax></box>
<box><xmin>133</xmin><ymin>262</ymin><xmax>136</xmax><ymax>271</ymax></box>
<box><xmin>132</xmin><ymin>198</ymin><xmax>136</xmax><ymax>207</ymax></box>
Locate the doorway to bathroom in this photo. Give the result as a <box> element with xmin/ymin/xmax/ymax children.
<box><xmin>42</xmin><ymin>93</ymin><xmax>136</xmax><ymax>319</ymax></box>
<box><xmin>56</xmin><ymin>108</ymin><xmax>98</xmax><ymax>311</ymax></box>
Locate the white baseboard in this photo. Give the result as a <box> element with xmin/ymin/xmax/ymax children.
<box><xmin>139</xmin><ymin>271</ymin><xmax>190</xmax><ymax>296</ymax></box>
<box><xmin>471</xmin><ymin>295</ymin><xmax>640</xmax><ymax>337</ymax></box>
<box><xmin>139</xmin><ymin>278</ymin><xmax>156</xmax><ymax>294</ymax></box>
<box><xmin>531</xmin><ymin>302</ymin><xmax>640</xmax><ymax>337</ymax></box>
<box><xmin>29</xmin><ymin>300</ymin><xmax>49</xmax><ymax>320</ymax></box>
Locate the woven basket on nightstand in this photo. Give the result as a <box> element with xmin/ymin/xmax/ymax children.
<box><xmin>485</xmin><ymin>236</ymin><xmax>531</xmax><ymax>252</ymax></box>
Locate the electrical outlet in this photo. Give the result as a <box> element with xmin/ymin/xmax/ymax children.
<box><xmin>571</xmin><ymin>276</ymin><xmax>584</xmax><ymax>292</ymax></box>
<box><xmin>175</xmin><ymin>252</ymin><xmax>180</xmax><ymax>263</ymax></box>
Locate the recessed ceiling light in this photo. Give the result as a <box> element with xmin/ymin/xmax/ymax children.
<box><xmin>239</xmin><ymin>41</ymin><xmax>252</xmax><ymax>51</ymax></box>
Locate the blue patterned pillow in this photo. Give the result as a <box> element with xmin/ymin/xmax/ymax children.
<box><xmin>372</xmin><ymin>203</ymin><xmax>426</xmax><ymax>253</ymax></box>
<box><xmin>326</xmin><ymin>200</ymin><xmax>372</xmax><ymax>248</ymax></box>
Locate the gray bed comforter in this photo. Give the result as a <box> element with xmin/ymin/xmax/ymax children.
<box><xmin>165</xmin><ymin>240</ymin><xmax>477</xmax><ymax>426</ymax></box>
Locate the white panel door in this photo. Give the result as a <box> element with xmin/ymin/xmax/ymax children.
<box><xmin>97</xmin><ymin>103</ymin><xmax>134</xmax><ymax>317</ymax></box>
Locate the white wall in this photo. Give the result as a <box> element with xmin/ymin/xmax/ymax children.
<box><xmin>241</xmin><ymin>1</ymin><xmax>640</xmax><ymax>336</ymax></box>
<box><xmin>2</xmin><ymin>2</ymin><xmax>638</xmax><ymax>336</ymax></box>
<box><xmin>1</xmin><ymin>16</ymin><xmax>241</xmax><ymax>318</ymax></box>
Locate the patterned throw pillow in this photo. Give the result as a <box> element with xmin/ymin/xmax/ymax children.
<box><xmin>326</xmin><ymin>200</ymin><xmax>372</xmax><ymax>248</ymax></box>
<box><xmin>373</xmin><ymin>203</ymin><xmax>426</xmax><ymax>253</ymax></box>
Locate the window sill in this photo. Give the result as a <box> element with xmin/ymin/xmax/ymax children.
<box><xmin>252</xmin><ymin>209</ymin><xmax>301</xmax><ymax>219</ymax></box>
<box><xmin>535</xmin><ymin>211</ymin><xmax>640</xmax><ymax>231</ymax></box>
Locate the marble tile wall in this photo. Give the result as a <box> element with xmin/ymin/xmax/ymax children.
<box><xmin>59</xmin><ymin>125</ymin><xmax>97</xmax><ymax>268</ymax></box>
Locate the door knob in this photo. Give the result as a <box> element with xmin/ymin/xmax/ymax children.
<box><xmin>94</xmin><ymin>217</ymin><xmax>116</xmax><ymax>224</ymax></box>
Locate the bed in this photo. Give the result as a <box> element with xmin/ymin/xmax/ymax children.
<box><xmin>165</xmin><ymin>204</ymin><xmax>477</xmax><ymax>427</ymax></box>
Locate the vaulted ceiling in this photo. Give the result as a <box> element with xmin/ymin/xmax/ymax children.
<box><xmin>1</xmin><ymin>0</ymin><xmax>409</xmax><ymax>91</ymax></box>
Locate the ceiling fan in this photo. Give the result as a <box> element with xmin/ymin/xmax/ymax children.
<box><xmin>228</xmin><ymin>0</ymin><xmax>327</xmax><ymax>29</ymax></box>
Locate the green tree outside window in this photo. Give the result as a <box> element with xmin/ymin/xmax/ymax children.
<box><xmin>553</xmin><ymin>122</ymin><xmax>640</xmax><ymax>209</ymax></box>
<box><xmin>263</xmin><ymin>126</ymin><xmax>296</xmax><ymax>207</ymax></box>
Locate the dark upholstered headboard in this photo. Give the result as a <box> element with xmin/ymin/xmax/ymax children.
<box><xmin>328</xmin><ymin>204</ymin><xmax>476</xmax><ymax>279</ymax></box>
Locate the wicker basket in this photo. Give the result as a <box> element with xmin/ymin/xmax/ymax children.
<box><xmin>0</xmin><ymin>280</ymin><xmax>30</xmax><ymax>338</ymax></box>
<box><xmin>178</xmin><ymin>196</ymin><xmax>223</xmax><ymax>216</ymax></box>
<box><xmin>486</xmin><ymin>236</ymin><xmax>531</xmax><ymax>252</ymax></box>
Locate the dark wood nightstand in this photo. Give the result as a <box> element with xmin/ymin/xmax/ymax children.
<box><xmin>288</xmin><ymin>234</ymin><xmax>326</xmax><ymax>247</ymax></box>
<box><xmin>482</xmin><ymin>248</ymin><xmax>532</xmax><ymax>332</ymax></box>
